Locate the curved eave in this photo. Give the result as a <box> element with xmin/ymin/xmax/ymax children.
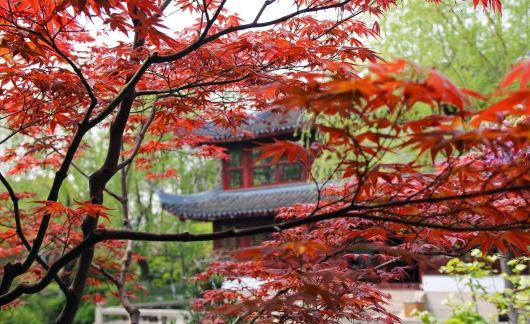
<box><xmin>199</xmin><ymin>127</ymin><xmax>300</xmax><ymax>145</ymax></box>
<box><xmin>161</xmin><ymin>202</ymin><xmax>276</xmax><ymax>221</ymax></box>
<box><xmin>157</xmin><ymin>182</ymin><xmax>319</xmax><ymax>222</ymax></box>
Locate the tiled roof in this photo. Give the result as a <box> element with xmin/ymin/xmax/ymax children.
<box><xmin>198</xmin><ymin>110</ymin><xmax>304</xmax><ymax>144</ymax></box>
<box><xmin>158</xmin><ymin>182</ymin><xmax>318</xmax><ymax>221</ymax></box>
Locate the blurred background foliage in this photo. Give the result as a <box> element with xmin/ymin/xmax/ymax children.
<box><xmin>376</xmin><ymin>0</ymin><xmax>529</xmax><ymax>93</ymax></box>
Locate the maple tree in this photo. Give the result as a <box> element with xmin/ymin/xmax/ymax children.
<box><xmin>193</xmin><ymin>57</ymin><xmax>530</xmax><ymax>322</ymax></box>
<box><xmin>0</xmin><ymin>0</ymin><xmax>527</xmax><ymax>323</ymax></box>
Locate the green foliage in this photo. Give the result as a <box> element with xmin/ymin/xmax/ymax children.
<box><xmin>0</xmin><ymin>284</ymin><xmax>67</xmax><ymax>324</ymax></box>
<box><xmin>132</xmin><ymin>150</ymin><xmax>216</xmax><ymax>302</ymax></box>
<box><xmin>74</xmin><ymin>302</ymin><xmax>97</xmax><ymax>324</ymax></box>
<box><xmin>489</xmin><ymin>257</ymin><xmax>530</xmax><ymax>322</ymax></box>
<box><xmin>377</xmin><ymin>0</ymin><xmax>530</xmax><ymax>93</ymax></box>
<box><xmin>444</xmin><ymin>303</ymin><xmax>487</xmax><ymax>324</ymax></box>
<box><xmin>416</xmin><ymin>300</ymin><xmax>487</xmax><ymax>324</ymax></box>
<box><xmin>0</xmin><ymin>141</ymin><xmax>218</xmax><ymax>322</ymax></box>
<box><xmin>0</xmin><ymin>305</ymin><xmax>43</xmax><ymax>323</ymax></box>
<box><xmin>285</xmin><ymin>0</ymin><xmax>530</xmax><ymax>182</ymax></box>
<box><xmin>417</xmin><ymin>250</ymin><xmax>530</xmax><ymax>324</ymax></box>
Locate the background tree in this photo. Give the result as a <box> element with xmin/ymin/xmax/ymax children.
<box><xmin>377</xmin><ymin>0</ymin><xmax>529</xmax><ymax>93</ymax></box>
<box><xmin>417</xmin><ymin>251</ymin><xmax>529</xmax><ymax>324</ymax></box>
<box><xmin>0</xmin><ymin>130</ymin><xmax>216</xmax><ymax>322</ymax></box>
<box><xmin>375</xmin><ymin>2</ymin><xmax>529</xmax><ymax>322</ymax></box>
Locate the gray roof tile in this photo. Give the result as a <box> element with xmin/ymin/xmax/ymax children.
<box><xmin>158</xmin><ymin>182</ymin><xmax>318</xmax><ymax>221</ymax></box>
<box><xmin>197</xmin><ymin>110</ymin><xmax>304</xmax><ymax>143</ymax></box>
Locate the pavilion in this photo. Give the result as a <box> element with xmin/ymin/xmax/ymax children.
<box><xmin>158</xmin><ymin>110</ymin><xmax>317</xmax><ymax>249</ymax></box>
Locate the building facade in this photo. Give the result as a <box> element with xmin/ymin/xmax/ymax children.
<box><xmin>158</xmin><ymin>110</ymin><xmax>317</xmax><ymax>250</ymax></box>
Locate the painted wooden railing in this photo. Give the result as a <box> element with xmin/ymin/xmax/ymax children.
<box><xmin>94</xmin><ymin>305</ymin><xmax>191</xmax><ymax>324</ymax></box>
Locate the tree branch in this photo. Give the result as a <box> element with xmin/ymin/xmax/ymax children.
<box><xmin>253</xmin><ymin>0</ymin><xmax>275</xmax><ymax>24</ymax></box>
<box><xmin>151</xmin><ymin>0</ymin><xmax>353</xmax><ymax>64</ymax></box>
<box><xmin>115</xmin><ymin>106</ymin><xmax>157</xmax><ymax>171</ymax></box>
<box><xmin>134</xmin><ymin>74</ymin><xmax>251</xmax><ymax>98</ymax></box>
<box><xmin>1</xmin><ymin>182</ymin><xmax>529</xmax><ymax>306</ymax></box>
<box><xmin>0</xmin><ymin>175</ymin><xmax>71</xmax><ymax>298</ymax></box>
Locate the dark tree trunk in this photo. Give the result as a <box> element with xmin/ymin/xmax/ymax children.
<box><xmin>55</xmin><ymin>90</ymin><xmax>136</xmax><ymax>324</ymax></box>
<box><xmin>138</xmin><ymin>258</ymin><xmax>151</xmax><ymax>282</ymax></box>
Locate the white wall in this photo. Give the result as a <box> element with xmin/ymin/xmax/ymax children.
<box><xmin>422</xmin><ymin>275</ymin><xmax>505</xmax><ymax>292</ymax></box>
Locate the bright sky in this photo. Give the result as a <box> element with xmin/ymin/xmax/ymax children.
<box><xmin>96</xmin><ymin>0</ymin><xmax>344</xmax><ymax>45</ymax></box>
<box><xmin>163</xmin><ymin>0</ymin><xmax>298</xmax><ymax>28</ymax></box>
